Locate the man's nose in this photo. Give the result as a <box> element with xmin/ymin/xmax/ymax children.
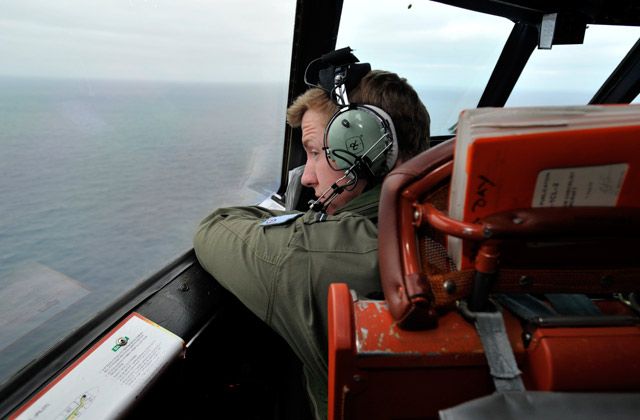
<box><xmin>301</xmin><ymin>163</ymin><xmax>316</xmax><ymax>187</ymax></box>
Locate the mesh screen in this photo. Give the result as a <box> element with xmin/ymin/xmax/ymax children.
<box><xmin>418</xmin><ymin>183</ymin><xmax>456</xmax><ymax>275</ymax></box>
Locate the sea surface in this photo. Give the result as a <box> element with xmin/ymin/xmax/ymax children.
<box><xmin>0</xmin><ymin>78</ymin><xmax>287</xmax><ymax>286</ymax></box>
<box><xmin>0</xmin><ymin>77</ymin><xmax>288</xmax><ymax>383</ymax></box>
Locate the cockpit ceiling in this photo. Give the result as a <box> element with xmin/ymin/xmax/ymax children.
<box><xmin>433</xmin><ymin>0</ymin><xmax>640</xmax><ymax>26</ymax></box>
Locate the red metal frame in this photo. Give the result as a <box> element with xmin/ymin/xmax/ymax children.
<box><xmin>399</xmin><ymin>161</ymin><xmax>453</xmax><ymax>282</ymax></box>
<box><xmin>526</xmin><ymin>326</ymin><xmax>640</xmax><ymax>391</ymax></box>
<box><xmin>328</xmin><ymin>283</ymin><xmax>498</xmax><ymax>420</ymax></box>
<box><xmin>414</xmin><ymin>203</ymin><xmax>640</xmax><ymax>241</ymax></box>
<box><xmin>328</xmin><ymin>283</ymin><xmax>640</xmax><ymax>420</ymax></box>
<box><xmin>328</xmin><ymin>283</ymin><xmax>356</xmax><ymax>420</ymax></box>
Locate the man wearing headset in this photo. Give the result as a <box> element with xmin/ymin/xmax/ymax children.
<box><xmin>194</xmin><ymin>51</ymin><xmax>430</xmax><ymax>420</ymax></box>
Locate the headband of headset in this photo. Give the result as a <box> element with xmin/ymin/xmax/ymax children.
<box><xmin>304</xmin><ymin>46</ymin><xmax>371</xmax><ymax>104</ymax></box>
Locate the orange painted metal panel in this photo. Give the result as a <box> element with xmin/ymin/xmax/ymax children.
<box><xmin>352</xmin><ymin>298</ymin><xmax>525</xmax><ymax>368</ymax></box>
<box><xmin>527</xmin><ymin>326</ymin><xmax>640</xmax><ymax>391</ymax></box>
<box><xmin>329</xmin><ymin>283</ymin><xmax>640</xmax><ymax>420</ymax></box>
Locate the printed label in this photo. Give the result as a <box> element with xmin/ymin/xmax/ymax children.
<box><xmin>532</xmin><ymin>163</ymin><xmax>628</xmax><ymax>208</ymax></box>
<box><xmin>260</xmin><ymin>213</ymin><xmax>303</xmax><ymax>226</ymax></box>
<box><xmin>12</xmin><ymin>313</ymin><xmax>184</xmax><ymax>420</ymax></box>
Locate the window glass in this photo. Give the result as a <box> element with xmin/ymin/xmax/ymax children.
<box><xmin>0</xmin><ymin>0</ymin><xmax>294</xmax><ymax>385</ymax></box>
<box><xmin>507</xmin><ymin>26</ymin><xmax>640</xmax><ymax>106</ymax></box>
<box><xmin>337</xmin><ymin>0</ymin><xmax>513</xmax><ymax>136</ymax></box>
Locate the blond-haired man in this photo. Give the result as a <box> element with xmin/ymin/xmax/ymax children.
<box><xmin>194</xmin><ymin>69</ymin><xmax>430</xmax><ymax>419</ymax></box>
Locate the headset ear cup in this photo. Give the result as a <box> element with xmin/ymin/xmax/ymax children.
<box><xmin>361</xmin><ymin>105</ymin><xmax>398</xmax><ymax>175</ymax></box>
<box><xmin>323</xmin><ymin>105</ymin><xmax>398</xmax><ymax>179</ymax></box>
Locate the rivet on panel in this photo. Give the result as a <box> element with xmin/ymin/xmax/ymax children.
<box><xmin>443</xmin><ymin>280</ymin><xmax>457</xmax><ymax>294</ymax></box>
<box><xmin>519</xmin><ymin>275</ymin><xmax>533</xmax><ymax>287</ymax></box>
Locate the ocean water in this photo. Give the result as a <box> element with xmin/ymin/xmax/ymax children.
<box><xmin>0</xmin><ymin>77</ymin><xmax>288</xmax><ymax>383</ymax></box>
<box><xmin>0</xmin><ymin>78</ymin><xmax>287</xmax><ymax>289</ymax></box>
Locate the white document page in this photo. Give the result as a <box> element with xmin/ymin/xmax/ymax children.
<box><xmin>12</xmin><ymin>313</ymin><xmax>184</xmax><ymax>420</ymax></box>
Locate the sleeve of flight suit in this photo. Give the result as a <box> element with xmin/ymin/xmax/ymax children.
<box><xmin>193</xmin><ymin>206</ymin><xmax>380</xmax><ymax>328</ymax></box>
<box><xmin>193</xmin><ymin>206</ymin><xmax>297</xmax><ymax>322</ymax></box>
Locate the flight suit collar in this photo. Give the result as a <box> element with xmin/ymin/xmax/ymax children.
<box><xmin>335</xmin><ymin>183</ymin><xmax>381</xmax><ymax>221</ymax></box>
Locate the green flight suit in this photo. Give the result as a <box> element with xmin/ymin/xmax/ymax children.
<box><xmin>193</xmin><ymin>185</ymin><xmax>382</xmax><ymax>420</ymax></box>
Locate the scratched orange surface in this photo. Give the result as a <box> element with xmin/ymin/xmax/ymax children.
<box><xmin>353</xmin><ymin>299</ymin><xmax>525</xmax><ymax>368</ymax></box>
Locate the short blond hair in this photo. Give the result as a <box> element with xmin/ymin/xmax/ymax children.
<box><xmin>286</xmin><ymin>88</ymin><xmax>338</xmax><ymax>128</ymax></box>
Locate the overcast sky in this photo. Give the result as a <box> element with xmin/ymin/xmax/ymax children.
<box><xmin>0</xmin><ymin>0</ymin><xmax>295</xmax><ymax>83</ymax></box>
<box><xmin>1</xmin><ymin>0</ymin><xmax>639</xmax><ymax>92</ymax></box>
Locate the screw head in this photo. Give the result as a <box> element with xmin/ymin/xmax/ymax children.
<box><xmin>117</xmin><ymin>337</ymin><xmax>128</xmax><ymax>346</ymax></box>
<box><xmin>519</xmin><ymin>275</ymin><xmax>533</xmax><ymax>287</ymax></box>
<box><xmin>443</xmin><ymin>280</ymin><xmax>457</xmax><ymax>294</ymax></box>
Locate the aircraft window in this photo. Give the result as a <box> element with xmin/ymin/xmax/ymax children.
<box><xmin>507</xmin><ymin>25</ymin><xmax>640</xmax><ymax>106</ymax></box>
<box><xmin>0</xmin><ymin>0</ymin><xmax>294</xmax><ymax>385</ymax></box>
<box><xmin>337</xmin><ymin>0</ymin><xmax>513</xmax><ymax>136</ymax></box>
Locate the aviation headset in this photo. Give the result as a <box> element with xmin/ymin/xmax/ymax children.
<box><xmin>304</xmin><ymin>47</ymin><xmax>398</xmax><ymax>212</ymax></box>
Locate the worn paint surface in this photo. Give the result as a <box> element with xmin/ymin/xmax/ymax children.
<box><xmin>353</xmin><ymin>299</ymin><xmax>525</xmax><ymax>367</ymax></box>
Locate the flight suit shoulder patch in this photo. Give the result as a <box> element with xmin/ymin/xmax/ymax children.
<box><xmin>260</xmin><ymin>213</ymin><xmax>303</xmax><ymax>227</ymax></box>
